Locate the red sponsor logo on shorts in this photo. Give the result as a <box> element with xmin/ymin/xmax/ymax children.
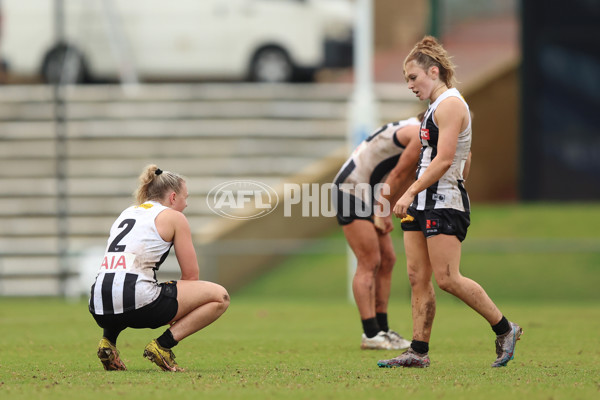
<box><xmin>426</xmin><ymin>219</ymin><xmax>439</xmax><ymax>229</ymax></box>
<box><xmin>420</xmin><ymin>128</ymin><xmax>430</xmax><ymax>140</ymax></box>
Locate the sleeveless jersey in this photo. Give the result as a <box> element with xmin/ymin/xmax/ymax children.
<box><xmin>413</xmin><ymin>88</ymin><xmax>471</xmax><ymax>212</ymax></box>
<box><xmin>334</xmin><ymin>117</ymin><xmax>421</xmax><ymax>203</ymax></box>
<box><xmin>89</xmin><ymin>201</ymin><xmax>173</xmax><ymax>315</ymax></box>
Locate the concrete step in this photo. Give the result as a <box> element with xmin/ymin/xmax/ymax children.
<box><xmin>0</xmin><ymin>100</ymin><xmax>416</xmax><ymax>125</ymax></box>
<box><xmin>0</xmin><ymin>175</ymin><xmax>287</xmax><ymax>197</ymax></box>
<box><xmin>0</xmin><ymin>214</ymin><xmax>216</xmax><ymax>237</ymax></box>
<box><xmin>0</xmin><ymin>139</ymin><xmax>54</xmax><ymax>158</ymax></box>
<box><xmin>0</xmin><ymin>196</ymin><xmax>214</xmax><ymax>216</ymax></box>
<box><xmin>0</xmin><ymin>277</ymin><xmax>62</xmax><ymax>297</ymax></box>
<box><xmin>0</xmin><ymin>235</ymin><xmax>121</xmax><ymax>254</ymax></box>
<box><xmin>0</xmin><ymin>119</ymin><xmax>347</xmax><ymax>140</ymax></box>
<box><xmin>0</xmin><ymin>255</ymin><xmax>60</xmax><ymax>275</ymax></box>
<box><xmin>0</xmin><ymin>178</ymin><xmax>58</xmax><ymax>196</ymax></box>
<box><xmin>0</xmin><ymin>83</ymin><xmax>417</xmax><ymax>103</ymax></box>
<box><xmin>0</xmin><ymin>137</ymin><xmax>343</xmax><ymax>159</ymax></box>
<box><xmin>0</xmin><ymin>236</ymin><xmax>60</xmax><ymax>254</ymax></box>
<box><xmin>0</xmin><ymin>155</ymin><xmax>326</xmax><ymax>178</ymax></box>
<box><xmin>0</xmin><ymin>100</ymin><xmax>349</xmax><ymax>121</ymax></box>
<box><xmin>0</xmin><ymin>253</ymin><xmax>181</xmax><ymax>296</ymax></box>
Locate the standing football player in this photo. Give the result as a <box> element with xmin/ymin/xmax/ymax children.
<box><xmin>378</xmin><ymin>36</ymin><xmax>522</xmax><ymax>368</ymax></box>
<box><xmin>333</xmin><ymin>116</ymin><xmax>422</xmax><ymax>350</ymax></box>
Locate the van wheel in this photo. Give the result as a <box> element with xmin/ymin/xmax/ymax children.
<box><xmin>41</xmin><ymin>44</ymin><xmax>88</xmax><ymax>84</ymax></box>
<box><xmin>249</xmin><ymin>47</ymin><xmax>294</xmax><ymax>83</ymax></box>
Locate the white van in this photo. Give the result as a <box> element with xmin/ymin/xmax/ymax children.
<box><xmin>1</xmin><ymin>0</ymin><xmax>354</xmax><ymax>83</ymax></box>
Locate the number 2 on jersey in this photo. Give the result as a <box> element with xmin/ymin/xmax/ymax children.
<box><xmin>108</xmin><ymin>219</ymin><xmax>136</xmax><ymax>252</ymax></box>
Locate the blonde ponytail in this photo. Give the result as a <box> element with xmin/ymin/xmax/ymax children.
<box><xmin>404</xmin><ymin>36</ymin><xmax>457</xmax><ymax>88</ymax></box>
<box><xmin>134</xmin><ymin>164</ymin><xmax>185</xmax><ymax>205</ymax></box>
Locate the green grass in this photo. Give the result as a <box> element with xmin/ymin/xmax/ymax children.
<box><xmin>1</xmin><ymin>203</ymin><xmax>599</xmax><ymax>399</ymax></box>
<box><xmin>1</xmin><ymin>299</ymin><xmax>599</xmax><ymax>399</ymax></box>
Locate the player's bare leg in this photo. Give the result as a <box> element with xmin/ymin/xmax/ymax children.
<box><xmin>343</xmin><ymin>220</ymin><xmax>395</xmax><ymax>349</ymax></box>
<box><xmin>375</xmin><ymin>231</ymin><xmax>410</xmax><ymax>349</ymax></box>
<box><xmin>343</xmin><ymin>220</ymin><xmax>381</xmax><ymax>320</ymax></box>
<box><xmin>378</xmin><ymin>231</ymin><xmax>434</xmax><ymax>367</ymax></box>
<box><xmin>144</xmin><ymin>281</ymin><xmax>229</xmax><ymax>371</ymax></box>
<box><xmin>428</xmin><ymin>234</ymin><xmax>522</xmax><ymax>367</ymax></box>
<box><xmin>428</xmin><ymin>234</ymin><xmax>501</xmax><ymax>324</ymax></box>
<box><xmin>404</xmin><ymin>231</ymin><xmax>436</xmax><ymax>343</ymax></box>
<box><xmin>169</xmin><ymin>280</ymin><xmax>230</xmax><ymax>341</ymax></box>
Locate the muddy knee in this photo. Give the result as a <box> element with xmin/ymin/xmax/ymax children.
<box><xmin>407</xmin><ymin>266</ymin><xmax>429</xmax><ymax>288</ymax></box>
<box><xmin>435</xmin><ymin>275</ymin><xmax>459</xmax><ymax>294</ymax></box>
<box><xmin>379</xmin><ymin>250</ymin><xmax>396</xmax><ymax>274</ymax></box>
<box><xmin>218</xmin><ymin>286</ymin><xmax>230</xmax><ymax>312</ymax></box>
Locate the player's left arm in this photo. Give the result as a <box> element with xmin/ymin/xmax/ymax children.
<box><xmin>172</xmin><ymin>212</ymin><xmax>200</xmax><ymax>281</ymax></box>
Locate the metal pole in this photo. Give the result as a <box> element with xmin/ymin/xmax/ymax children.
<box><xmin>429</xmin><ymin>0</ymin><xmax>442</xmax><ymax>38</ymax></box>
<box><xmin>54</xmin><ymin>0</ymin><xmax>70</xmax><ymax>297</ymax></box>
<box><xmin>346</xmin><ymin>0</ymin><xmax>377</xmax><ymax>303</ymax></box>
<box><xmin>348</xmin><ymin>0</ymin><xmax>377</xmax><ymax>150</ymax></box>
<box><xmin>99</xmin><ymin>0</ymin><xmax>139</xmax><ymax>88</ymax></box>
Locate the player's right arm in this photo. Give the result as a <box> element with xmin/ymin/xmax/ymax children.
<box><xmin>376</xmin><ymin>125</ymin><xmax>420</xmax><ymax>227</ymax></box>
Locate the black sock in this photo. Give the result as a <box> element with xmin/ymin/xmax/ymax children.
<box><xmin>103</xmin><ymin>327</ymin><xmax>123</xmax><ymax>345</ymax></box>
<box><xmin>376</xmin><ymin>313</ymin><xmax>389</xmax><ymax>332</ymax></box>
<box><xmin>361</xmin><ymin>317</ymin><xmax>380</xmax><ymax>338</ymax></box>
<box><xmin>492</xmin><ymin>316</ymin><xmax>510</xmax><ymax>336</ymax></box>
<box><xmin>411</xmin><ymin>340</ymin><xmax>429</xmax><ymax>354</ymax></box>
<box><xmin>156</xmin><ymin>329</ymin><xmax>179</xmax><ymax>349</ymax></box>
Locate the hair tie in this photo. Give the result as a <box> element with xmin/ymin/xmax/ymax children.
<box><xmin>155</xmin><ymin>168</ymin><xmax>163</xmax><ymax>176</ymax></box>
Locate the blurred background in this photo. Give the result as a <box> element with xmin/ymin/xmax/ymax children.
<box><xmin>0</xmin><ymin>0</ymin><xmax>598</xmax><ymax>298</ymax></box>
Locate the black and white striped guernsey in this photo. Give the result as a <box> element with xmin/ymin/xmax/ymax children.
<box><xmin>89</xmin><ymin>201</ymin><xmax>173</xmax><ymax>315</ymax></box>
<box><xmin>413</xmin><ymin>88</ymin><xmax>471</xmax><ymax>212</ymax></box>
<box><xmin>334</xmin><ymin>117</ymin><xmax>421</xmax><ymax>204</ymax></box>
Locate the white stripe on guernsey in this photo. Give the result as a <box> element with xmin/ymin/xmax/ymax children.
<box><xmin>416</xmin><ymin>147</ymin><xmax>433</xmax><ymax>208</ymax></box>
<box><xmin>111</xmin><ymin>272</ymin><xmax>126</xmax><ymax>314</ymax></box>
<box><xmin>416</xmin><ymin>183</ymin><xmax>427</xmax><ymax>207</ymax></box>
<box><xmin>93</xmin><ymin>272</ymin><xmax>105</xmax><ymax>314</ymax></box>
<box><xmin>134</xmin><ymin>274</ymin><xmax>150</xmax><ymax>309</ymax></box>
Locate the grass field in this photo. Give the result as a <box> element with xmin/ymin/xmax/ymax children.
<box><xmin>1</xmin><ymin>203</ymin><xmax>599</xmax><ymax>399</ymax></box>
